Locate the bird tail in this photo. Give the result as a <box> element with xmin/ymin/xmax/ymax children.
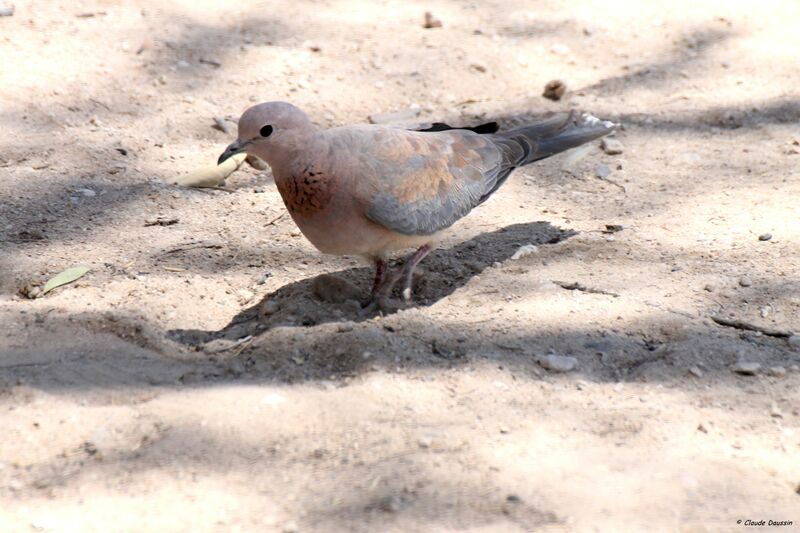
<box><xmin>497</xmin><ymin>111</ymin><xmax>617</xmax><ymax>166</ymax></box>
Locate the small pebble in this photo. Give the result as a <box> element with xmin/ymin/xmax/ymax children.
<box><xmin>499</xmin><ymin>425</ymin><xmax>510</xmax><ymax>434</ymax></box>
<box><xmin>703</xmin><ymin>283</ymin><xmax>716</xmax><ymax>292</ymax></box>
<box><xmin>758</xmin><ymin>233</ymin><xmax>772</xmax><ymax>241</ymax></box>
<box><xmin>237</xmin><ymin>289</ymin><xmax>254</xmax><ymax>303</ymax></box>
<box><xmin>738</xmin><ymin>276</ymin><xmax>752</xmax><ymax>287</ymax></box>
<box><xmin>601</xmin><ymin>137</ymin><xmax>624</xmax><ymax>155</ymax></box>
<box><xmin>732</xmin><ymin>361</ymin><xmax>760</xmax><ymax>375</ymax></box>
<box><xmin>595</xmin><ymin>164</ymin><xmax>611</xmax><ymax>179</ymax></box>
<box><xmin>418</xmin><ymin>436</ymin><xmax>432</xmax><ymax>448</ymax></box>
<box><xmin>378</xmin><ymin>495</ymin><xmax>402</xmax><ymax>513</ymax></box>
<box><xmin>688</xmin><ymin>366</ymin><xmax>704</xmax><ymax>378</ymax></box>
<box><xmin>260</xmin><ymin>300</ymin><xmax>280</xmax><ymax>315</ymax></box>
<box><xmin>770</xmin><ymin>402</ymin><xmax>782</xmax><ymax>418</ymax></box>
<box><xmin>211</xmin><ymin>116</ymin><xmax>230</xmax><ymax>134</ymax></box>
<box><xmin>542</xmin><ymin>79</ymin><xmax>567</xmax><ymax>101</ymax></box>
<box><xmin>422</xmin><ymin>11</ymin><xmax>442</xmax><ymax>29</ymax></box>
<box><xmin>506</xmin><ymin>494</ymin><xmax>522</xmax><ymax>503</ymax></box>
<box><xmin>550</xmin><ymin>43</ymin><xmax>570</xmax><ymax>55</ymax></box>
<box><xmin>536</xmin><ymin>354</ymin><xmax>578</xmax><ymax>372</ymax></box>
<box><xmin>510</xmin><ymin>244</ymin><xmax>538</xmax><ymax>260</ymax></box>
<box><xmin>19</xmin><ymin>283</ymin><xmax>42</xmax><ymax>299</ymax></box>
<box><xmin>768</xmin><ymin>366</ymin><xmax>786</xmax><ymax>377</ymax></box>
<box><xmin>18</xmin><ymin>229</ymin><xmax>44</xmax><ymax>240</ymax></box>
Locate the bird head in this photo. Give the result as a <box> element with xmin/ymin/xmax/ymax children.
<box><xmin>217</xmin><ymin>101</ymin><xmax>315</xmax><ymax>165</ymax></box>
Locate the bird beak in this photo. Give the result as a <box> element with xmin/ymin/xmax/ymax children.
<box><xmin>217</xmin><ymin>139</ymin><xmax>249</xmax><ymax>165</ymax></box>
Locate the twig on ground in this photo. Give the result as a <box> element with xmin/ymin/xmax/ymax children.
<box><xmin>553</xmin><ymin>280</ymin><xmax>619</xmax><ymax>297</ymax></box>
<box><xmin>710</xmin><ymin>316</ymin><xmax>793</xmax><ymax>338</ymax></box>
<box><xmin>144</xmin><ymin>217</ymin><xmax>179</xmax><ymax>227</ymax></box>
<box><xmin>232</xmin><ymin>337</ymin><xmax>254</xmax><ymax>357</ymax></box>
<box><xmin>165</xmin><ymin>241</ymin><xmax>223</xmax><ymax>254</ymax></box>
<box><xmin>199</xmin><ymin>58</ymin><xmax>222</xmax><ymax>68</ymax></box>
<box><xmin>643</xmin><ymin>300</ymin><xmax>696</xmax><ymax>319</ymax></box>
<box><xmin>265</xmin><ymin>212</ymin><xmax>287</xmax><ymax>226</ymax></box>
<box><xmin>89</xmin><ymin>98</ymin><xmax>111</xmax><ymax>110</ymax></box>
<box><xmin>598</xmin><ymin>176</ymin><xmax>627</xmax><ymax>193</ymax></box>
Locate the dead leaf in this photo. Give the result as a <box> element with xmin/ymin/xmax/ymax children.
<box><xmin>170</xmin><ymin>153</ymin><xmax>246</xmax><ymax>188</ymax></box>
<box><xmin>42</xmin><ymin>266</ymin><xmax>90</xmax><ymax>295</ymax></box>
<box><xmin>144</xmin><ymin>217</ymin><xmax>179</xmax><ymax>227</ymax></box>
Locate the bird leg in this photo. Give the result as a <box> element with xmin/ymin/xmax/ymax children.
<box><xmin>361</xmin><ymin>245</ymin><xmax>432</xmax><ymax>315</ymax></box>
<box><xmin>361</xmin><ymin>259</ymin><xmax>398</xmax><ymax>315</ymax></box>
<box><xmin>399</xmin><ymin>244</ymin><xmax>431</xmax><ymax>301</ymax></box>
<box><xmin>370</xmin><ymin>259</ymin><xmax>387</xmax><ymax>298</ymax></box>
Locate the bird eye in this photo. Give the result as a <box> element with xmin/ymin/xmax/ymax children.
<box><xmin>260</xmin><ymin>125</ymin><xmax>273</xmax><ymax>137</ymax></box>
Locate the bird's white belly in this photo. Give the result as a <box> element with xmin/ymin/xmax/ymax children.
<box><xmin>291</xmin><ymin>210</ymin><xmax>438</xmax><ymax>259</ymax></box>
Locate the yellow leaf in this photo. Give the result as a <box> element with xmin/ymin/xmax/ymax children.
<box><xmin>170</xmin><ymin>153</ymin><xmax>247</xmax><ymax>188</ymax></box>
<box><xmin>42</xmin><ymin>266</ymin><xmax>90</xmax><ymax>295</ymax></box>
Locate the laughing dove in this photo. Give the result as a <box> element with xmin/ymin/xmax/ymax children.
<box><xmin>218</xmin><ymin>102</ymin><xmax>615</xmax><ymax>311</ymax></box>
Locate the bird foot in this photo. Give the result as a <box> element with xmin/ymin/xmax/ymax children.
<box><xmin>359</xmin><ymin>296</ymin><xmax>402</xmax><ymax>317</ymax></box>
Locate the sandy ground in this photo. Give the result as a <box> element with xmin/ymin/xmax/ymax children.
<box><xmin>2</xmin><ymin>0</ymin><xmax>800</xmax><ymax>531</ymax></box>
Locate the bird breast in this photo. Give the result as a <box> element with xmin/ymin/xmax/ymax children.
<box><xmin>275</xmin><ymin>169</ymin><xmax>335</xmax><ymax>216</ymax></box>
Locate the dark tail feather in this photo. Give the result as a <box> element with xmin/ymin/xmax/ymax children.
<box><xmin>415</xmin><ymin>121</ymin><xmax>499</xmax><ymax>134</ymax></box>
<box><xmin>476</xmin><ymin>112</ymin><xmax>617</xmax><ymax>205</ymax></box>
<box><xmin>498</xmin><ymin>111</ymin><xmax>617</xmax><ymax>166</ymax></box>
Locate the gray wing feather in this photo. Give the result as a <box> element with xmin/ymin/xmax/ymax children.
<box><xmin>361</xmin><ymin>129</ymin><xmax>505</xmax><ymax>236</ymax></box>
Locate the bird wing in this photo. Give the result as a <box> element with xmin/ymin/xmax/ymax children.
<box><xmin>331</xmin><ymin>127</ymin><xmax>510</xmax><ymax>236</ymax></box>
<box><xmin>324</xmin><ymin>112</ymin><xmax>615</xmax><ymax>237</ymax></box>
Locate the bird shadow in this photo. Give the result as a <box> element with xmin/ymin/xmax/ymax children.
<box><xmin>168</xmin><ymin>221</ymin><xmax>575</xmax><ymax>346</ymax></box>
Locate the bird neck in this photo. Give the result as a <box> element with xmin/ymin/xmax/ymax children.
<box><xmin>253</xmin><ymin>130</ymin><xmax>321</xmax><ymax>172</ymax></box>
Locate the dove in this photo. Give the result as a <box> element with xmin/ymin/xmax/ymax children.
<box><xmin>218</xmin><ymin>102</ymin><xmax>616</xmax><ymax>312</ymax></box>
